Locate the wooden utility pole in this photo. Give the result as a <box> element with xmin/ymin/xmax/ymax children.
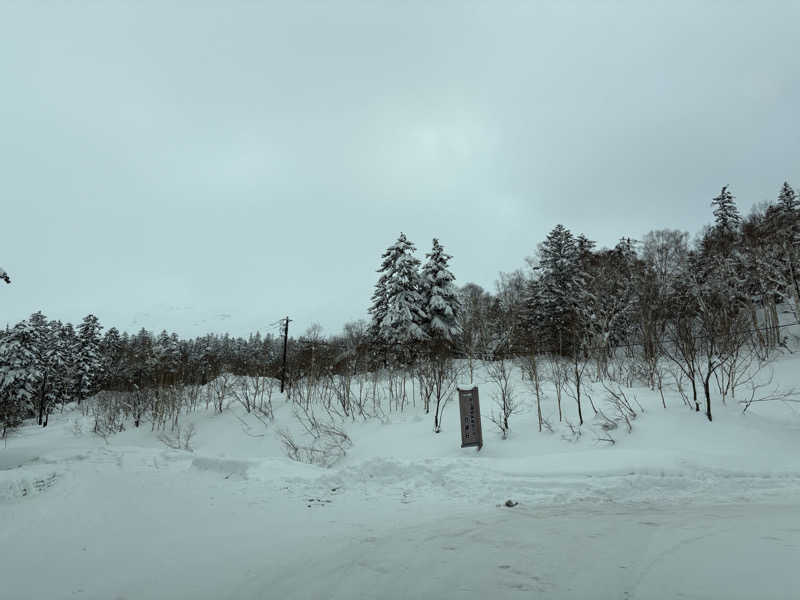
<box><xmin>280</xmin><ymin>316</ymin><xmax>291</xmax><ymax>393</ymax></box>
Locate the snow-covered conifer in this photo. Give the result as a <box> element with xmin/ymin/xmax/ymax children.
<box><xmin>100</xmin><ymin>327</ymin><xmax>123</xmax><ymax>389</ymax></box>
<box><xmin>777</xmin><ymin>181</ymin><xmax>798</xmax><ymax>215</ymax></box>
<box><xmin>154</xmin><ymin>330</ymin><xmax>180</xmax><ymax>385</ymax></box>
<box><xmin>420</xmin><ymin>238</ymin><xmax>460</xmax><ymax>345</ymax></box>
<box><xmin>76</xmin><ymin>314</ymin><xmax>104</xmax><ymax>404</ymax></box>
<box><xmin>711</xmin><ymin>185</ymin><xmax>741</xmax><ymax>236</ymax></box>
<box><xmin>529</xmin><ymin>224</ymin><xmax>591</xmax><ymax>355</ymax></box>
<box><xmin>369</xmin><ymin>233</ymin><xmax>427</xmax><ymax>361</ymax></box>
<box><xmin>0</xmin><ymin>320</ymin><xmax>39</xmax><ymax>434</ymax></box>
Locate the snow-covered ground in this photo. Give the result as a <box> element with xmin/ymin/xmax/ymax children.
<box><xmin>2</xmin><ymin>358</ymin><xmax>799</xmax><ymax>599</ymax></box>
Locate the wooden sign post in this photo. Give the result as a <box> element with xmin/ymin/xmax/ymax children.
<box><xmin>458</xmin><ymin>386</ymin><xmax>483</xmax><ymax>450</ymax></box>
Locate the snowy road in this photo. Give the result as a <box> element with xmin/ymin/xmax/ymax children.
<box><xmin>3</xmin><ymin>396</ymin><xmax>800</xmax><ymax>599</ymax></box>
<box><xmin>3</xmin><ymin>448</ymin><xmax>798</xmax><ymax>599</ymax></box>
<box><xmin>249</xmin><ymin>501</ymin><xmax>800</xmax><ymax>600</ymax></box>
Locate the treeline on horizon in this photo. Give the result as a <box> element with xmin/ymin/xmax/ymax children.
<box><xmin>1</xmin><ymin>181</ymin><xmax>799</xmax><ymax>434</ymax></box>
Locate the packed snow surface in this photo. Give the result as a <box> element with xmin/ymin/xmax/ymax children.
<box><xmin>1</xmin><ymin>358</ymin><xmax>799</xmax><ymax>599</ymax></box>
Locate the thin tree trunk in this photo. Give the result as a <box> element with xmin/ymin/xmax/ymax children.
<box><xmin>575</xmin><ymin>363</ymin><xmax>583</xmax><ymax>426</ymax></box>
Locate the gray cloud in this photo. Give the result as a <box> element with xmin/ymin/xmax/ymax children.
<box><xmin>2</xmin><ymin>1</ymin><xmax>798</xmax><ymax>336</ymax></box>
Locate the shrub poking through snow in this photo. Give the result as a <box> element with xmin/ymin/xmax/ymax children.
<box><xmin>278</xmin><ymin>403</ymin><xmax>352</xmax><ymax>467</ymax></box>
<box><xmin>157</xmin><ymin>422</ymin><xmax>196</xmax><ymax>451</ymax></box>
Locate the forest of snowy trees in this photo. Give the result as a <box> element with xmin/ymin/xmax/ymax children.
<box><xmin>1</xmin><ymin>182</ymin><xmax>799</xmax><ymax>441</ymax></box>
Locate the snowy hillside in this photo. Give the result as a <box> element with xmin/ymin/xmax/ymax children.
<box><xmin>1</xmin><ymin>355</ymin><xmax>799</xmax><ymax>599</ymax></box>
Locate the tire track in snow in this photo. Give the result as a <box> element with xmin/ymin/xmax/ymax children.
<box><xmin>282</xmin><ymin>457</ymin><xmax>800</xmax><ymax>507</ymax></box>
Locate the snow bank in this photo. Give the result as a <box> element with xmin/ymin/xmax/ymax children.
<box><xmin>1</xmin><ymin>356</ymin><xmax>799</xmax><ymax>599</ymax></box>
<box><xmin>0</xmin><ymin>465</ymin><xmax>59</xmax><ymax>502</ymax></box>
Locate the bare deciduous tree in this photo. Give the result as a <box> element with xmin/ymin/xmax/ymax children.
<box><xmin>210</xmin><ymin>372</ymin><xmax>232</xmax><ymax>413</ymax></box>
<box><xmin>419</xmin><ymin>354</ymin><xmax>460</xmax><ymax>433</ymax></box>
<box><xmin>231</xmin><ymin>375</ymin><xmax>274</xmax><ymax>421</ymax></box>
<box><xmin>519</xmin><ymin>353</ymin><xmax>544</xmax><ymax>432</ymax></box>
<box><xmin>486</xmin><ymin>359</ymin><xmax>518</xmax><ymax>439</ymax></box>
<box><xmin>546</xmin><ymin>355</ymin><xmax>568</xmax><ymax>422</ymax></box>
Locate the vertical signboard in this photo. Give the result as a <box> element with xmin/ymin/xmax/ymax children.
<box><xmin>458</xmin><ymin>386</ymin><xmax>483</xmax><ymax>450</ymax></box>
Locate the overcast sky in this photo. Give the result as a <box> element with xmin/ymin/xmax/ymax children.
<box><xmin>2</xmin><ymin>1</ymin><xmax>799</xmax><ymax>338</ymax></box>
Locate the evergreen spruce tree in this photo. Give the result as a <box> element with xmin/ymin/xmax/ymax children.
<box><xmin>0</xmin><ymin>320</ymin><xmax>39</xmax><ymax>435</ymax></box>
<box><xmin>704</xmin><ymin>186</ymin><xmax>743</xmax><ymax>285</ymax></box>
<box><xmin>778</xmin><ymin>181</ymin><xmax>798</xmax><ymax>215</ymax></box>
<box><xmin>58</xmin><ymin>322</ymin><xmax>79</xmax><ymax>405</ymax></box>
<box><xmin>369</xmin><ymin>233</ymin><xmax>427</xmax><ymax>363</ymax></box>
<box><xmin>368</xmin><ymin>270</ymin><xmax>390</xmax><ymax>344</ymax></box>
<box><xmin>776</xmin><ymin>181</ymin><xmax>800</xmax><ymax>247</ymax></box>
<box><xmin>711</xmin><ymin>185</ymin><xmax>741</xmax><ymax>236</ymax></box>
<box><xmin>39</xmin><ymin>319</ymin><xmax>70</xmax><ymax>426</ymax></box>
<box><xmin>420</xmin><ymin>238</ymin><xmax>461</xmax><ymax>346</ymax></box>
<box><xmin>773</xmin><ymin>181</ymin><xmax>800</xmax><ymax>315</ymax></box>
<box><xmin>100</xmin><ymin>327</ymin><xmax>122</xmax><ymax>389</ymax></box>
<box><xmin>26</xmin><ymin>312</ymin><xmax>51</xmax><ymax>426</ymax></box>
<box><xmin>154</xmin><ymin>330</ymin><xmax>180</xmax><ymax>386</ymax></box>
<box><xmin>576</xmin><ymin>233</ymin><xmax>596</xmax><ymax>261</ymax></box>
<box><xmin>530</xmin><ymin>224</ymin><xmax>590</xmax><ymax>355</ymax></box>
<box><xmin>76</xmin><ymin>314</ymin><xmax>104</xmax><ymax>405</ymax></box>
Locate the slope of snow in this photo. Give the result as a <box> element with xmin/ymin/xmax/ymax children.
<box><xmin>1</xmin><ymin>357</ymin><xmax>799</xmax><ymax>599</ymax></box>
